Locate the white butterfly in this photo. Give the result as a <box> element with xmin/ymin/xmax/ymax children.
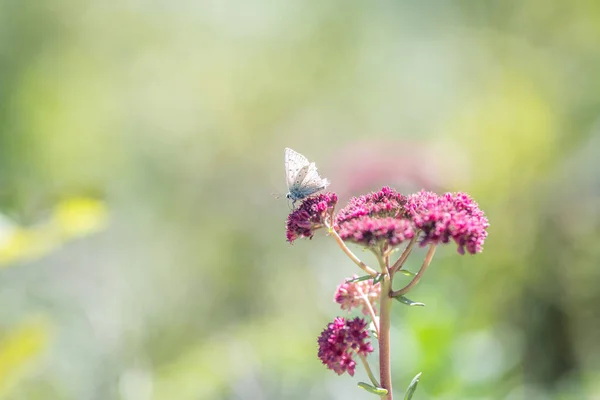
<box><xmin>284</xmin><ymin>148</ymin><xmax>330</xmax><ymax>206</ymax></box>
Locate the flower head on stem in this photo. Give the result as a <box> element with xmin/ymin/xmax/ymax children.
<box><xmin>406</xmin><ymin>190</ymin><xmax>489</xmax><ymax>254</ymax></box>
<box><xmin>336</xmin><ymin>187</ymin><xmax>414</xmax><ymax>256</ymax></box>
<box><xmin>286</xmin><ymin>192</ymin><xmax>338</xmax><ymax>243</ymax></box>
<box><xmin>335</xmin><ymin>274</ymin><xmax>381</xmax><ymax>316</ymax></box>
<box><xmin>317</xmin><ymin>317</ymin><xmax>374</xmax><ymax>377</ymax></box>
<box><xmin>336</xmin><ymin>186</ymin><xmax>407</xmax><ymax>225</ymax></box>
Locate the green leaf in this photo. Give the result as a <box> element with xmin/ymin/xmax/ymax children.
<box><xmin>393</xmin><ymin>295</ymin><xmax>425</xmax><ymax>307</ymax></box>
<box><xmin>346</xmin><ymin>274</ymin><xmax>374</xmax><ymax>283</ymax></box>
<box><xmin>373</xmin><ymin>273</ymin><xmax>384</xmax><ymax>284</ymax></box>
<box><xmin>397</xmin><ymin>269</ymin><xmax>416</xmax><ymax>277</ymax></box>
<box><xmin>404</xmin><ymin>372</ymin><xmax>422</xmax><ymax>400</ymax></box>
<box><xmin>358</xmin><ymin>382</ymin><xmax>388</xmax><ymax>396</ymax></box>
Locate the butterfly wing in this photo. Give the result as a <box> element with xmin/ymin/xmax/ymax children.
<box><xmin>284</xmin><ymin>148</ymin><xmax>309</xmax><ymax>189</ymax></box>
<box><xmin>299</xmin><ymin>163</ymin><xmax>330</xmax><ymax>196</ymax></box>
<box><xmin>292</xmin><ymin>163</ymin><xmax>311</xmax><ymax>189</ymax></box>
<box><xmin>287</xmin><ymin>163</ymin><xmax>311</xmax><ymax>201</ymax></box>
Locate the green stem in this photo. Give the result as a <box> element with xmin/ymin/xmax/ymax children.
<box><xmin>390</xmin><ymin>236</ymin><xmax>417</xmax><ymax>275</ymax></box>
<box><xmin>390</xmin><ymin>244</ymin><xmax>436</xmax><ymax>297</ymax></box>
<box><xmin>327</xmin><ymin>226</ymin><xmax>378</xmax><ymax>277</ymax></box>
<box><xmin>359</xmin><ymin>353</ymin><xmax>380</xmax><ymax>388</ymax></box>
<box><xmin>358</xmin><ymin>290</ymin><xmax>379</xmax><ymax>336</ymax></box>
<box><xmin>378</xmin><ymin>274</ymin><xmax>393</xmax><ymax>399</ymax></box>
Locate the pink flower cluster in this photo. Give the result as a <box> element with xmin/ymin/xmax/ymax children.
<box><xmin>335</xmin><ymin>186</ymin><xmax>414</xmax><ymax>248</ymax></box>
<box><xmin>285</xmin><ymin>186</ymin><xmax>488</xmax><ymax>254</ymax></box>
<box><xmin>338</xmin><ymin>217</ymin><xmax>415</xmax><ymax>248</ymax></box>
<box><xmin>405</xmin><ymin>190</ymin><xmax>489</xmax><ymax>254</ymax></box>
<box><xmin>335</xmin><ymin>275</ymin><xmax>381</xmax><ymax>315</ymax></box>
<box><xmin>335</xmin><ymin>186</ymin><xmax>406</xmax><ymax>225</ymax></box>
<box><xmin>317</xmin><ymin>317</ymin><xmax>373</xmax><ymax>376</ymax></box>
<box><xmin>286</xmin><ymin>193</ymin><xmax>338</xmax><ymax>243</ymax></box>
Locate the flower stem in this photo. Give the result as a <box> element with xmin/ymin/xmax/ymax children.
<box><xmin>390</xmin><ymin>236</ymin><xmax>417</xmax><ymax>275</ymax></box>
<box><xmin>358</xmin><ymin>353</ymin><xmax>380</xmax><ymax>388</ymax></box>
<box><xmin>390</xmin><ymin>244</ymin><xmax>436</xmax><ymax>297</ymax></box>
<box><xmin>327</xmin><ymin>226</ymin><xmax>378</xmax><ymax>277</ymax></box>
<box><xmin>358</xmin><ymin>290</ymin><xmax>379</xmax><ymax>336</ymax></box>
<box><xmin>378</xmin><ymin>274</ymin><xmax>393</xmax><ymax>399</ymax></box>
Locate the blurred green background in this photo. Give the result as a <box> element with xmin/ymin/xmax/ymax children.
<box><xmin>1</xmin><ymin>1</ymin><xmax>600</xmax><ymax>399</ymax></box>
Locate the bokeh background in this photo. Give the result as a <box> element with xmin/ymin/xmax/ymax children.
<box><xmin>1</xmin><ymin>1</ymin><xmax>600</xmax><ymax>399</ymax></box>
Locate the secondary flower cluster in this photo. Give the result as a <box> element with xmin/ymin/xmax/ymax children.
<box><xmin>317</xmin><ymin>317</ymin><xmax>373</xmax><ymax>376</ymax></box>
<box><xmin>286</xmin><ymin>193</ymin><xmax>337</xmax><ymax>242</ymax></box>
<box><xmin>405</xmin><ymin>190</ymin><xmax>489</xmax><ymax>254</ymax></box>
<box><xmin>286</xmin><ymin>186</ymin><xmax>489</xmax><ymax>254</ymax></box>
<box><xmin>335</xmin><ymin>275</ymin><xmax>381</xmax><ymax>315</ymax></box>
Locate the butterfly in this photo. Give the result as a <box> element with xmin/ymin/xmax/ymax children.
<box><xmin>285</xmin><ymin>147</ymin><xmax>330</xmax><ymax>206</ymax></box>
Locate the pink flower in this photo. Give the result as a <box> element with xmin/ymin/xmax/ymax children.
<box><xmin>335</xmin><ymin>186</ymin><xmax>407</xmax><ymax>225</ymax></box>
<box><xmin>286</xmin><ymin>193</ymin><xmax>338</xmax><ymax>243</ymax></box>
<box><xmin>406</xmin><ymin>190</ymin><xmax>489</xmax><ymax>254</ymax></box>
<box><xmin>317</xmin><ymin>317</ymin><xmax>374</xmax><ymax>376</ymax></box>
<box><xmin>335</xmin><ymin>187</ymin><xmax>413</xmax><ymax>249</ymax></box>
<box><xmin>338</xmin><ymin>216</ymin><xmax>415</xmax><ymax>248</ymax></box>
<box><xmin>335</xmin><ymin>275</ymin><xmax>381</xmax><ymax>315</ymax></box>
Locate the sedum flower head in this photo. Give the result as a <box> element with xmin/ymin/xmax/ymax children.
<box><xmin>338</xmin><ymin>216</ymin><xmax>415</xmax><ymax>248</ymax></box>
<box><xmin>336</xmin><ymin>186</ymin><xmax>406</xmax><ymax>225</ymax></box>
<box><xmin>335</xmin><ymin>274</ymin><xmax>381</xmax><ymax>315</ymax></box>
<box><xmin>336</xmin><ymin>187</ymin><xmax>413</xmax><ymax>249</ymax></box>
<box><xmin>286</xmin><ymin>193</ymin><xmax>338</xmax><ymax>243</ymax></box>
<box><xmin>406</xmin><ymin>190</ymin><xmax>489</xmax><ymax>254</ymax></box>
<box><xmin>317</xmin><ymin>317</ymin><xmax>373</xmax><ymax>376</ymax></box>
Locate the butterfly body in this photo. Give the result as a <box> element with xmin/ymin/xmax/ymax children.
<box><xmin>284</xmin><ymin>148</ymin><xmax>329</xmax><ymax>206</ymax></box>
